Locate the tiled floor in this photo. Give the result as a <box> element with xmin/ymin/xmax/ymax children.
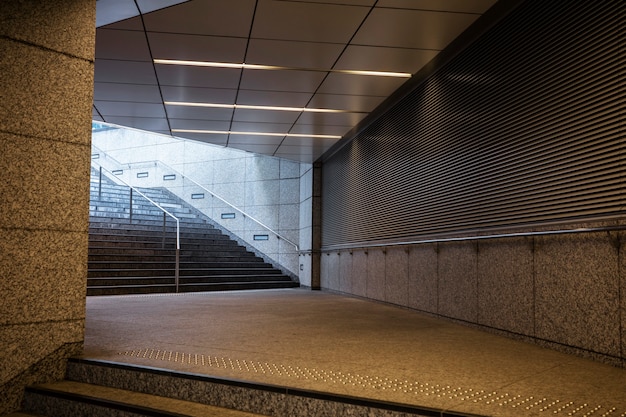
<box><xmin>83</xmin><ymin>288</ymin><xmax>626</xmax><ymax>417</ymax></box>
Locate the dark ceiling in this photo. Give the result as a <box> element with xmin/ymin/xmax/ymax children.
<box><xmin>93</xmin><ymin>0</ymin><xmax>501</xmax><ymax>163</ymax></box>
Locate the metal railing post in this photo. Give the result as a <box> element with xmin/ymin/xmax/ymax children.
<box><xmin>175</xmin><ymin>219</ymin><xmax>180</xmax><ymax>293</ymax></box>
<box><xmin>129</xmin><ymin>187</ymin><xmax>133</xmax><ymax>223</ymax></box>
<box><xmin>98</xmin><ymin>166</ymin><xmax>102</xmax><ymax>199</ymax></box>
<box><xmin>162</xmin><ymin>211</ymin><xmax>166</xmax><ymax>249</ymax></box>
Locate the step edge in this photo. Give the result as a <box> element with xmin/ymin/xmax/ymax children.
<box><xmin>25</xmin><ymin>384</ymin><xmax>190</xmax><ymax>417</ymax></box>
<box><xmin>67</xmin><ymin>358</ymin><xmax>476</xmax><ymax>417</ymax></box>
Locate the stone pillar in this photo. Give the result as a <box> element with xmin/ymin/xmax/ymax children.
<box><xmin>0</xmin><ymin>1</ymin><xmax>96</xmax><ymax>413</ymax></box>
<box><xmin>310</xmin><ymin>162</ymin><xmax>322</xmax><ymax>290</ymax></box>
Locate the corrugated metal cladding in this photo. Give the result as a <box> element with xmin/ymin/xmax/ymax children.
<box><xmin>321</xmin><ymin>0</ymin><xmax>625</xmax><ymax>249</ymax></box>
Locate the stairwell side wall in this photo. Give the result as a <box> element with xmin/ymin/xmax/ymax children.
<box><xmin>0</xmin><ymin>1</ymin><xmax>96</xmax><ymax>414</ymax></box>
<box><xmin>92</xmin><ymin>130</ymin><xmax>311</xmax><ymax>279</ymax></box>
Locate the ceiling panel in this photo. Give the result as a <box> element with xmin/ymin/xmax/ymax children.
<box><xmin>94</xmin><ymin>83</ymin><xmax>162</xmax><ymax>103</ymax></box>
<box><xmin>239</xmin><ymin>69</ymin><xmax>327</xmax><ymax>93</ymax></box>
<box><xmin>168</xmin><ymin>119</ymin><xmax>231</xmax><ymax>131</ymax></box>
<box><xmin>165</xmin><ymin>106</ymin><xmax>234</xmax><ymax>121</ymax></box>
<box><xmin>136</xmin><ymin>0</ymin><xmax>189</xmax><ymax>14</ymax></box>
<box><xmin>95</xmin><ymin>29</ymin><xmax>152</xmax><ymax>61</ymax></box>
<box><xmin>308</xmin><ymin>93</ymin><xmax>385</xmax><ymax>113</ymax></box>
<box><xmin>245</xmin><ymin>39</ymin><xmax>344</xmax><ymax>69</ymax></box>
<box><xmin>94</xmin><ymin>60</ymin><xmax>158</xmax><ymax>84</ymax></box>
<box><xmin>148</xmin><ymin>33</ymin><xmax>248</xmax><ymax>62</ymax></box>
<box><xmin>296</xmin><ymin>111</ymin><xmax>368</xmax><ymax>127</ymax></box>
<box><xmin>285</xmin><ymin>0</ymin><xmax>375</xmax><ymax>5</ymax></box>
<box><xmin>335</xmin><ymin>45</ymin><xmax>439</xmax><ymax>74</ymax></box>
<box><xmin>289</xmin><ymin>123</ymin><xmax>353</xmax><ymax>137</ymax></box>
<box><xmin>161</xmin><ymin>86</ymin><xmax>237</xmax><ymax>104</ymax></box>
<box><xmin>95</xmin><ymin>0</ymin><xmax>139</xmax><ymax>27</ymax></box>
<box><xmin>93</xmin><ymin>0</ymin><xmax>507</xmax><ymax>162</ymax></box>
<box><xmin>236</xmin><ymin>90</ymin><xmax>313</xmax><ymax>108</ymax></box>
<box><xmin>155</xmin><ymin>65</ymin><xmax>242</xmax><ymax>88</ymax></box>
<box><xmin>102</xmin><ymin>16</ymin><xmax>143</xmax><ymax>31</ymax></box>
<box><xmin>103</xmin><ymin>116</ymin><xmax>170</xmax><ymax>131</ymax></box>
<box><xmin>353</xmin><ymin>8</ymin><xmax>480</xmax><ymax>49</ymax></box>
<box><xmin>142</xmin><ymin>0</ymin><xmax>256</xmax><ymax>37</ymax></box>
<box><xmin>316</xmin><ymin>72</ymin><xmax>407</xmax><ymax>96</ymax></box>
<box><xmin>95</xmin><ymin>101</ymin><xmax>166</xmax><ymax>118</ymax></box>
<box><xmin>231</xmin><ymin>121</ymin><xmax>294</xmax><ymax>133</ymax></box>
<box><xmin>232</xmin><ymin>108</ymin><xmax>300</xmax><ymax>124</ymax></box>
<box><xmin>251</xmin><ymin>0</ymin><xmax>370</xmax><ymax>43</ymax></box>
<box><xmin>377</xmin><ymin>0</ymin><xmax>497</xmax><ymax>13</ymax></box>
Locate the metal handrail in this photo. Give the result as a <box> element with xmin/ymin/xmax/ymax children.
<box><xmin>92</xmin><ymin>161</ymin><xmax>181</xmax><ymax>292</ymax></box>
<box><xmin>91</xmin><ymin>148</ymin><xmax>299</xmax><ymax>251</ymax></box>
<box><xmin>316</xmin><ymin>224</ymin><xmax>626</xmax><ymax>253</ymax></box>
<box><xmin>155</xmin><ymin>161</ymin><xmax>300</xmax><ymax>251</ymax></box>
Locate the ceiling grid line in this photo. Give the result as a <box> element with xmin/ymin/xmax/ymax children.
<box><xmin>93</xmin><ymin>0</ymin><xmax>505</xmax><ymax>162</ymax></box>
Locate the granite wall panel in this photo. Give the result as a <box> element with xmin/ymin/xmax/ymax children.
<box><xmin>0</xmin><ymin>229</ymin><xmax>88</xmax><ymax>325</ymax></box>
<box><xmin>0</xmin><ymin>2</ymin><xmax>96</xmax><ymax>413</ymax></box>
<box><xmin>366</xmin><ymin>249</ymin><xmax>386</xmax><ymax>301</ymax></box>
<box><xmin>324</xmin><ymin>252</ymin><xmax>340</xmax><ymax>291</ymax></box>
<box><xmin>408</xmin><ymin>244</ymin><xmax>438</xmax><ymax>314</ymax></box>
<box><xmin>351</xmin><ymin>250</ymin><xmax>368</xmax><ymax>297</ymax></box>
<box><xmin>385</xmin><ymin>247</ymin><xmax>409</xmax><ymax>307</ymax></box>
<box><xmin>534</xmin><ymin>233</ymin><xmax>621</xmax><ymax>357</ymax></box>
<box><xmin>0</xmin><ymin>321</ymin><xmax>84</xmax><ymax>387</ymax></box>
<box><xmin>339</xmin><ymin>252</ymin><xmax>353</xmax><ymax>294</ymax></box>
<box><xmin>437</xmin><ymin>242</ymin><xmax>478</xmax><ymax>322</ymax></box>
<box><xmin>0</xmin><ymin>39</ymin><xmax>94</xmax><ymax>144</ymax></box>
<box><xmin>0</xmin><ymin>0</ymin><xmax>96</xmax><ymax>60</ymax></box>
<box><xmin>0</xmin><ymin>133</ymin><xmax>91</xmax><ymax>231</ymax></box>
<box><xmin>477</xmin><ymin>237</ymin><xmax>534</xmax><ymax>335</ymax></box>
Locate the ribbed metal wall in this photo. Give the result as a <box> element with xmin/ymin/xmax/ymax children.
<box><xmin>322</xmin><ymin>0</ymin><xmax>625</xmax><ymax>248</ymax></box>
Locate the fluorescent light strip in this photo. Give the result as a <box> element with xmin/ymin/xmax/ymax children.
<box><xmin>172</xmin><ymin>129</ymin><xmax>341</xmax><ymax>139</ymax></box>
<box><xmin>154</xmin><ymin>58</ymin><xmax>411</xmax><ymax>78</ymax></box>
<box><xmin>164</xmin><ymin>101</ymin><xmax>351</xmax><ymax>113</ymax></box>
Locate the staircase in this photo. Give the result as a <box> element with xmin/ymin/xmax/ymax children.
<box><xmin>88</xmin><ymin>169</ymin><xmax>298</xmax><ymax>295</ymax></box>
<box><xmin>9</xmin><ymin>359</ymin><xmax>448</xmax><ymax>417</ymax></box>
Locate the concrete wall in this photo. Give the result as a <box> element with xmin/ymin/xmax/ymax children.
<box><xmin>320</xmin><ymin>222</ymin><xmax>626</xmax><ymax>367</ymax></box>
<box><xmin>92</xmin><ymin>128</ymin><xmax>310</xmax><ymax>278</ymax></box>
<box><xmin>0</xmin><ymin>1</ymin><xmax>96</xmax><ymax>413</ymax></box>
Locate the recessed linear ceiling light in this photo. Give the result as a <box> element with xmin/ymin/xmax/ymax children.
<box><xmin>164</xmin><ymin>101</ymin><xmax>355</xmax><ymax>113</ymax></box>
<box><xmin>172</xmin><ymin>129</ymin><xmax>342</xmax><ymax>139</ymax></box>
<box><xmin>154</xmin><ymin>59</ymin><xmax>412</xmax><ymax>78</ymax></box>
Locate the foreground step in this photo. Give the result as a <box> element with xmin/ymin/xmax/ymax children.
<box><xmin>23</xmin><ymin>380</ymin><xmax>267</xmax><ymax>417</ymax></box>
<box><xmin>57</xmin><ymin>359</ymin><xmax>473</xmax><ymax>417</ymax></box>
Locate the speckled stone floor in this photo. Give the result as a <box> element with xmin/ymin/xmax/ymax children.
<box><xmin>83</xmin><ymin>288</ymin><xmax>626</xmax><ymax>417</ymax></box>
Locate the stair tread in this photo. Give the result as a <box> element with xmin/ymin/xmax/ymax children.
<box><xmin>88</xmin><ymin>175</ymin><xmax>294</xmax><ymax>296</ymax></box>
<box><xmin>27</xmin><ymin>380</ymin><xmax>267</xmax><ymax>417</ymax></box>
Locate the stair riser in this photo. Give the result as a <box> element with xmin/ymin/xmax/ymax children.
<box><xmin>89</xmin><ymin>242</ymin><xmax>243</xmax><ymax>251</ymax></box>
<box><xmin>89</xmin><ymin>254</ymin><xmax>260</xmax><ymax>262</ymax></box>
<box><xmin>89</xmin><ymin>249</ymin><xmax>257</xmax><ymax>258</ymax></box>
<box><xmin>88</xmin><ymin>275</ymin><xmax>290</xmax><ymax>286</ymax></box>
<box><xmin>90</xmin><ymin>236</ymin><xmax>234</xmax><ymax>245</ymax></box>
<box><xmin>89</xmin><ymin>175</ymin><xmax>295</xmax><ymax>296</ymax></box>
<box><xmin>89</xmin><ymin>262</ymin><xmax>271</xmax><ymax>269</ymax></box>
<box><xmin>63</xmin><ymin>359</ymin><xmax>421</xmax><ymax>417</ymax></box>
<box><xmin>88</xmin><ymin>268</ymin><xmax>281</xmax><ymax>278</ymax></box>
<box><xmin>23</xmin><ymin>391</ymin><xmax>146</xmax><ymax>417</ymax></box>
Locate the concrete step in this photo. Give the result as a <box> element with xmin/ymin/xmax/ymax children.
<box><xmin>87</xmin><ymin>280</ymin><xmax>299</xmax><ymax>295</ymax></box>
<box><xmin>88</xmin><ymin>249</ymin><xmax>258</xmax><ymax>259</ymax></box>
<box><xmin>22</xmin><ymin>380</ymin><xmax>267</xmax><ymax>417</ymax></box>
<box><xmin>88</xmin><ymin>176</ymin><xmax>294</xmax><ymax>296</ymax></box>
<box><xmin>56</xmin><ymin>358</ymin><xmax>451</xmax><ymax>417</ymax></box>
<box><xmin>88</xmin><ymin>267</ymin><xmax>281</xmax><ymax>278</ymax></box>
<box><xmin>88</xmin><ymin>261</ymin><xmax>271</xmax><ymax>269</ymax></box>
